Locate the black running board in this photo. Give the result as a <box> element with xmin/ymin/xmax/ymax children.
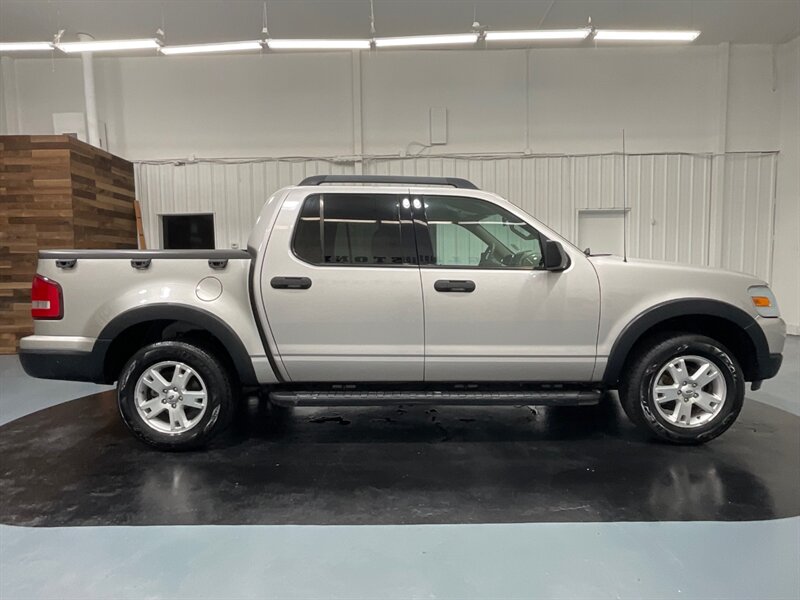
<box><xmin>269</xmin><ymin>389</ymin><xmax>602</xmax><ymax>407</ymax></box>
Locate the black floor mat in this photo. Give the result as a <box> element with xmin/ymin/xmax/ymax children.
<box><xmin>1</xmin><ymin>391</ymin><xmax>797</xmax><ymax>526</ymax></box>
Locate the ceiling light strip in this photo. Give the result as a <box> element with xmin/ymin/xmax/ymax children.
<box><xmin>160</xmin><ymin>40</ymin><xmax>262</xmax><ymax>55</ymax></box>
<box><xmin>374</xmin><ymin>33</ymin><xmax>478</xmax><ymax>48</ymax></box>
<box><xmin>268</xmin><ymin>39</ymin><xmax>371</xmax><ymax>50</ymax></box>
<box><xmin>485</xmin><ymin>29</ymin><xmax>591</xmax><ymax>42</ymax></box>
<box><xmin>0</xmin><ymin>42</ymin><xmax>54</xmax><ymax>52</ymax></box>
<box><xmin>2</xmin><ymin>28</ymin><xmax>702</xmax><ymax>57</ymax></box>
<box><xmin>56</xmin><ymin>38</ymin><xmax>161</xmax><ymax>53</ymax></box>
<box><xmin>594</xmin><ymin>30</ymin><xmax>701</xmax><ymax>42</ymax></box>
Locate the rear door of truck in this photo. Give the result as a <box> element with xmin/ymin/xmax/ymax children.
<box><xmin>258</xmin><ymin>187</ymin><xmax>424</xmax><ymax>382</ymax></box>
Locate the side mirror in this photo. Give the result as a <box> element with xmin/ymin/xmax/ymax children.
<box><xmin>543</xmin><ymin>240</ymin><xmax>569</xmax><ymax>271</ymax></box>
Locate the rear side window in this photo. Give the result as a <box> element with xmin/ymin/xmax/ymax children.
<box><xmin>293</xmin><ymin>194</ymin><xmax>408</xmax><ymax>266</ymax></box>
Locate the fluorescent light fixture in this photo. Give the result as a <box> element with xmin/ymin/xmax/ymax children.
<box><xmin>374</xmin><ymin>33</ymin><xmax>479</xmax><ymax>48</ymax></box>
<box><xmin>57</xmin><ymin>38</ymin><xmax>161</xmax><ymax>53</ymax></box>
<box><xmin>485</xmin><ymin>29</ymin><xmax>591</xmax><ymax>42</ymax></box>
<box><xmin>267</xmin><ymin>38</ymin><xmax>371</xmax><ymax>50</ymax></box>
<box><xmin>594</xmin><ymin>30</ymin><xmax>701</xmax><ymax>42</ymax></box>
<box><xmin>160</xmin><ymin>40</ymin><xmax>262</xmax><ymax>55</ymax></box>
<box><xmin>0</xmin><ymin>41</ymin><xmax>54</xmax><ymax>52</ymax></box>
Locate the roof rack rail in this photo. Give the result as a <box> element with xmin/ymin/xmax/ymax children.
<box><xmin>298</xmin><ymin>175</ymin><xmax>479</xmax><ymax>190</ymax></box>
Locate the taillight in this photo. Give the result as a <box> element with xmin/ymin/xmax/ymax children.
<box><xmin>31</xmin><ymin>275</ymin><xmax>63</xmax><ymax>320</ymax></box>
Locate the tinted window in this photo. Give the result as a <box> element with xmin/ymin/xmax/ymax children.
<box><xmin>424</xmin><ymin>196</ymin><xmax>543</xmax><ymax>268</ymax></box>
<box><xmin>293</xmin><ymin>194</ymin><xmax>407</xmax><ymax>266</ymax></box>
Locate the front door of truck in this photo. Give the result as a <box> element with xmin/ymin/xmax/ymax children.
<box><xmin>412</xmin><ymin>190</ymin><xmax>600</xmax><ymax>382</ymax></box>
<box><xmin>260</xmin><ymin>188</ymin><xmax>424</xmax><ymax>382</ymax></box>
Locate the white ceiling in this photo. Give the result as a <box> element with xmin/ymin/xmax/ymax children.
<box><xmin>1</xmin><ymin>0</ymin><xmax>798</xmax><ymax>47</ymax></box>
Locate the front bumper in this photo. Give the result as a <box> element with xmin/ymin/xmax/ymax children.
<box><xmin>749</xmin><ymin>317</ymin><xmax>785</xmax><ymax>384</ymax></box>
<box><xmin>756</xmin><ymin>353</ymin><xmax>783</xmax><ymax>381</ymax></box>
<box><xmin>756</xmin><ymin>316</ymin><xmax>786</xmax><ymax>355</ymax></box>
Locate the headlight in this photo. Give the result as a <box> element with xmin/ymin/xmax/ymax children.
<box><xmin>749</xmin><ymin>286</ymin><xmax>780</xmax><ymax>318</ymax></box>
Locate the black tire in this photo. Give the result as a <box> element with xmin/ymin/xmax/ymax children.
<box><xmin>118</xmin><ymin>341</ymin><xmax>235</xmax><ymax>450</ymax></box>
<box><xmin>619</xmin><ymin>333</ymin><xmax>745</xmax><ymax>445</ymax></box>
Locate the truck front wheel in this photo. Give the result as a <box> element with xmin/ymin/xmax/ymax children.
<box><xmin>117</xmin><ymin>341</ymin><xmax>235</xmax><ymax>450</ymax></box>
<box><xmin>619</xmin><ymin>333</ymin><xmax>745</xmax><ymax>444</ymax></box>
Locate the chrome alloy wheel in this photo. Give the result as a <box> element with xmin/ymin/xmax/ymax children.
<box><xmin>134</xmin><ymin>361</ymin><xmax>208</xmax><ymax>434</ymax></box>
<box><xmin>652</xmin><ymin>355</ymin><xmax>727</xmax><ymax>428</ymax></box>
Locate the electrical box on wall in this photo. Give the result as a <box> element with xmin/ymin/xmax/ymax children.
<box><xmin>430</xmin><ymin>107</ymin><xmax>447</xmax><ymax>145</ymax></box>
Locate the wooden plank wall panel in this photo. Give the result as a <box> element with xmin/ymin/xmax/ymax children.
<box><xmin>0</xmin><ymin>135</ymin><xmax>137</xmax><ymax>354</ymax></box>
<box><xmin>0</xmin><ymin>137</ymin><xmax>74</xmax><ymax>355</ymax></box>
<box><xmin>69</xmin><ymin>138</ymin><xmax>137</xmax><ymax>249</ymax></box>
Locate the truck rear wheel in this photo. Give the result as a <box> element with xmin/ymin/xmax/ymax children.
<box><xmin>619</xmin><ymin>333</ymin><xmax>745</xmax><ymax>444</ymax></box>
<box><xmin>118</xmin><ymin>341</ymin><xmax>234</xmax><ymax>450</ymax></box>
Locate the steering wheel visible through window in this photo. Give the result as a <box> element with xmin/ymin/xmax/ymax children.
<box><xmin>424</xmin><ymin>196</ymin><xmax>544</xmax><ymax>269</ymax></box>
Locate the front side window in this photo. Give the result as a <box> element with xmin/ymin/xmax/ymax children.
<box><xmin>293</xmin><ymin>193</ymin><xmax>408</xmax><ymax>266</ymax></box>
<box><xmin>424</xmin><ymin>196</ymin><xmax>544</xmax><ymax>269</ymax></box>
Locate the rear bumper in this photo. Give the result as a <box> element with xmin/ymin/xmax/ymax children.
<box><xmin>19</xmin><ymin>337</ymin><xmax>111</xmax><ymax>384</ymax></box>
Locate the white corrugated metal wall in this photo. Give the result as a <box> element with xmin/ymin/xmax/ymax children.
<box><xmin>134</xmin><ymin>151</ymin><xmax>778</xmax><ymax>282</ymax></box>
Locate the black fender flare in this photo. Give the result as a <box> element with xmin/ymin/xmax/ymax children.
<box><xmin>602</xmin><ymin>298</ymin><xmax>769</xmax><ymax>386</ymax></box>
<box><xmin>97</xmin><ymin>304</ymin><xmax>258</xmax><ymax>385</ymax></box>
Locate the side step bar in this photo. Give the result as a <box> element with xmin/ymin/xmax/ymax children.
<box><xmin>269</xmin><ymin>389</ymin><xmax>602</xmax><ymax>407</ymax></box>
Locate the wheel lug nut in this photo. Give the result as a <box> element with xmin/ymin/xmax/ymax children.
<box><xmin>161</xmin><ymin>399</ymin><xmax>166</xmax><ymax>404</ymax></box>
<box><xmin>694</xmin><ymin>393</ymin><xmax>699</xmax><ymax>398</ymax></box>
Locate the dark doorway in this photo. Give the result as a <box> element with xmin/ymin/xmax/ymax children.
<box><xmin>162</xmin><ymin>214</ymin><xmax>215</xmax><ymax>249</ymax></box>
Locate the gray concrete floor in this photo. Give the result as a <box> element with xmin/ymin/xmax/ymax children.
<box><xmin>0</xmin><ymin>357</ymin><xmax>111</xmax><ymax>426</ymax></box>
<box><xmin>1</xmin><ymin>337</ymin><xmax>798</xmax><ymax>599</ymax></box>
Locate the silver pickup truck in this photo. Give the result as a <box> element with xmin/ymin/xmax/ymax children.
<box><xmin>20</xmin><ymin>175</ymin><xmax>785</xmax><ymax>450</ymax></box>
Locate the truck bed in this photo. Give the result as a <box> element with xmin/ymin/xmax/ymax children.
<box><xmin>21</xmin><ymin>248</ymin><xmax>268</xmax><ymax>384</ymax></box>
